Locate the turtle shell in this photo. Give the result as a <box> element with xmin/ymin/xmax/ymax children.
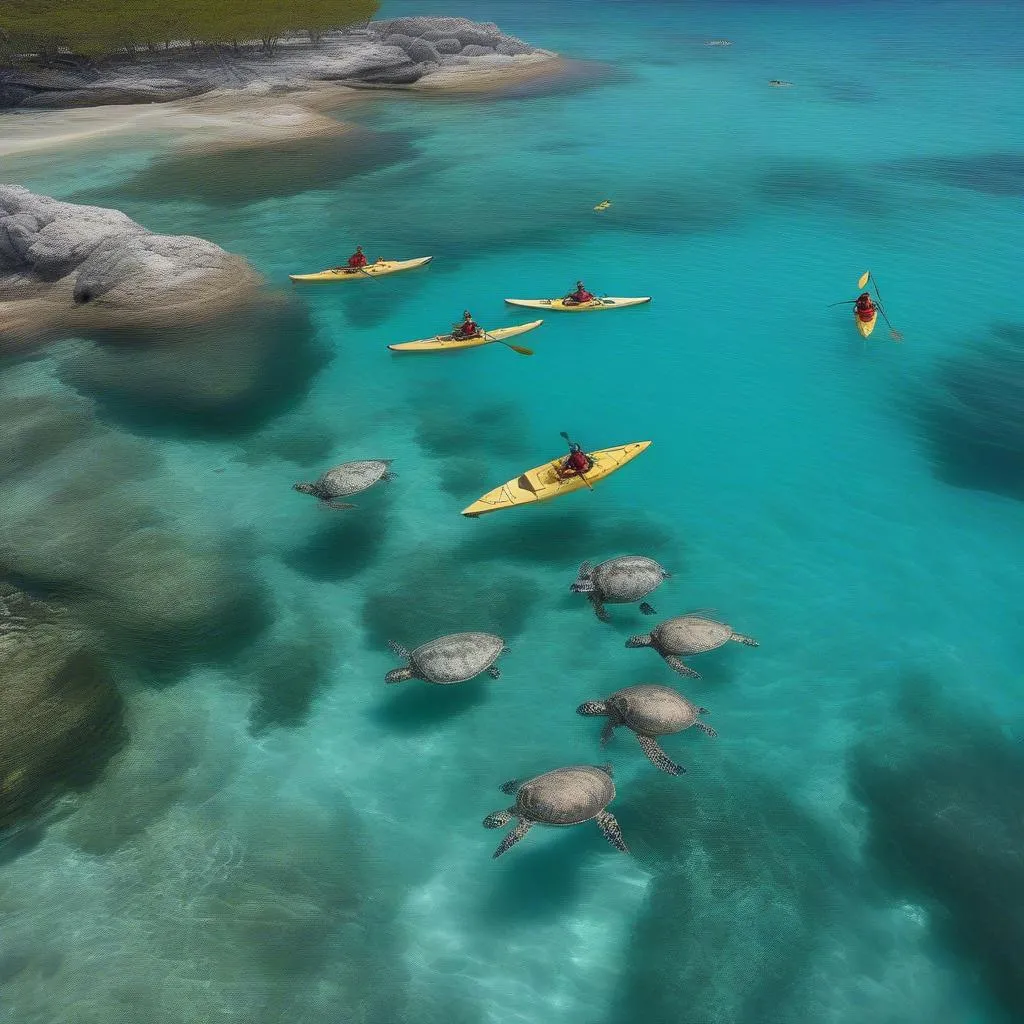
<box><xmin>593</xmin><ymin>556</ymin><xmax>667</xmax><ymax>603</ymax></box>
<box><xmin>411</xmin><ymin>631</ymin><xmax>504</xmax><ymax>684</ymax></box>
<box><xmin>654</xmin><ymin>616</ymin><xmax>732</xmax><ymax>655</ymax></box>
<box><xmin>317</xmin><ymin>460</ymin><xmax>391</xmax><ymax>497</ymax></box>
<box><xmin>610</xmin><ymin>684</ymin><xmax>697</xmax><ymax>736</ymax></box>
<box><xmin>515</xmin><ymin>765</ymin><xmax>614</xmax><ymax>825</ymax></box>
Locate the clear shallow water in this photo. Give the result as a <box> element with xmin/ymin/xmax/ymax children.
<box><xmin>2</xmin><ymin>2</ymin><xmax>1024</xmax><ymax>1022</ymax></box>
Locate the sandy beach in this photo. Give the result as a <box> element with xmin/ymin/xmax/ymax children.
<box><xmin>0</xmin><ymin>52</ymin><xmax>568</xmax><ymax>159</ymax></box>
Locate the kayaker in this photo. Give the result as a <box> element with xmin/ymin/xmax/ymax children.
<box><xmin>347</xmin><ymin>245</ymin><xmax>368</xmax><ymax>269</ymax></box>
<box><xmin>559</xmin><ymin>441</ymin><xmax>594</xmax><ymax>478</ymax></box>
<box><xmin>563</xmin><ymin>281</ymin><xmax>596</xmax><ymax>306</ymax></box>
<box><xmin>452</xmin><ymin>311</ymin><xmax>481</xmax><ymax>339</ymax></box>
<box><xmin>855</xmin><ymin>292</ymin><xmax>877</xmax><ymax>321</ymax></box>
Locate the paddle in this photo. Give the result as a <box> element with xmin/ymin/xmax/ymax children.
<box><xmin>559</xmin><ymin>432</ymin><xmax>594</xmax><ymax>490</ymax></box>
<box><xmin>859</xmin><ymin>270</ymin><xmax>903</xmax><ymax>342</ymax></box>
<box><xmin>482</xmin><ymin>329</ymin><xmax>534</xmax><ymax>356</ymax></box>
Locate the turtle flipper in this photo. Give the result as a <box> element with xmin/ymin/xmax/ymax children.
<box><xmin>484</xmin><ymin>806</ymin><xmax>515</xmax><ymax>827</ymax></box>
<box><xmin>732</xmin><ymin>631</ymin><xmax>759</xmax><ymax>647</ymax></box>
<box><xmin>695</xmin><ymin>720</ymin><xmax>718</xmax><ymax>738</ymax></box>
<box><xmin>492</xmin><ymin>819</ymin><xmax>533</xmax><ymax>859</ymax></box>
<box><xmin>592</xmin><ymin>596</ymin><xmax>611</xmax><ymax>622</ymax></box>
<box><xmin>595</xmin><ymin>810</ymin><xmax>629</xmax><ymax>853</ymax></box>
<box><xmin>570</xmin><ymin>562</ymin><xmax>595</xmax><ymax>594</ymax></box>
<box><xmin>487</xmin><ymin>665</ymin><xmax>501</xmax><ymax>680</ymax></box>
<box><xmin>664</xmin><ymin>654</ymin><xmax>702</xmax><ymax>679</ymax></box>
<box><xmin>639</xmin><ymin>601</ymin><xmax>657</xmax><ymax>615</ymax></box>
<box><xmin>499</xmin><ymin>780</ymin><xmax>520</xmax><ymax>796</ymax></box>
<box><xmin>387</xmin><ymin>640</ymin><xmax>410</xmax><ymax>659</ymax></box>
<box><xmin>600</xmin><ymin>720</ymin><xmax>617</xmax><ymax>747</ymax></box>
<box><xmin>322</xmin><ymin>500</ymin><xmax>357</xmax><ymax>511</ymax></box>
<box><xmin>637</xmin><ymin>735</ymin><xmax>686</xmax><ymax>775</ymax></box>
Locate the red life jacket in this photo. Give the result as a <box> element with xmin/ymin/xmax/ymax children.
<box><xmin>348</xmin><ymin>253</ymin><xmax>368</xmax><ymax>268</ymax></box>
<box><xmin>460</xmin><ymin>320</ymin><xmax>479</xmax><ymax>335</ymax></box>
<box><xmin>856</xmin><ymin>302</ymin><xmax>875</xmax><ymax>321</ymax></box>
<box><xmin>571</xmin><ymin>290</ymin><xmax>594</xmax><ymax>303</ymax></box>
<box><xmin>569</xmin><ymin>450</ymin><xmax>589</xmax><ymax>472</ymax></box>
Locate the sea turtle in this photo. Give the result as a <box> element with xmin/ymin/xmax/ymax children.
<box><xmin>625</xmin><ymin>614</ymin><xmax>758</xmax><ymax>678</ymax></box>
<box><xmin>293</xmin><ymin>459</ymin><xmax>395</xmax><ymax>510</ymax></box>
<box><xmin>385</xmin><ymin>632</ymin><xmax>508</xmax><ymax>684</ymax></box>
<box><xmin>482</xmin><ymin>763</ymin><xmax>628</xmax><ymax>859</ymax></box>
<box><xmin>570</xmin><ymin>555</ymin><xmax>670</xmax><ymax>621</ymax></box>
<box><xmin>577</xmin><ymin>684</ymin><xmax>716</xmax><ymax>775</ymax></box>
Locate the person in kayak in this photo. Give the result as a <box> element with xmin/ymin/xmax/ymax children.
<box><xmin>563</xmin><ymin>281</ymin><xmax>596</xmax><ymax>306</ymax></box>
<box><xmin>854</xmin><ymin>292</ymin><xmax>877</xmax><ymax>322</ymax></box>
<box><xmin>559</xmin><ymin>441</ymin><xmax>594</xmax><ymax>478</ymax></box>
<box><xmin>452</xmin><ymin>311</ymin><xmax>481</xmax><ymax>339</ymax></box>
<box><xmin>332</xmin><ymin>246</ymin><xmax>368</xmax><ymax>273</ymax></box>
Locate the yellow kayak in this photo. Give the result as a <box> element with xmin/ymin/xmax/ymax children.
<box><xmin>504</xmin><ymin>296</ymin><xmax>651</xmax><ymax>312</ymax></box>
<box><xmin>855</xmin><ymin>309</ymin><xmax>878</xmax><ymax>338</ymax></box>
<box><xmin>289</xmin><ymin>256</ymin><xmax>433</xmax><ymax>283</ymax></box>
<box><xmin>461</xmin><ymin>441</ymin><xmax>652</xmax><ymax>518</ymax></box>
<box><xmin>388</xmin><ymin>319</ymin><xmax>543</xmax><ymax>353</ymax></box>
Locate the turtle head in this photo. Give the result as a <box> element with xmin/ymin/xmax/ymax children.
<box><xmin>625</xmin><ymin>634</ymin><xmax>652</xmax><ymax>648</ymax></box>
<box><xmin>569</xmin><ymin>560</ymin><xmax>595</xmax><ymax>594</ymax></box>
<box><xmin>576</xmin><ymin>700</ymin><xmax>608</xmax><ymax>717</ymax></box>
<box><xmin>293</xmin><ymin>482</ymin><xmax>319</xmax><ymax>496</ymax></box>
<box><xmin>385</xmin><ymin>667</ymin><xmax>415</xmax><ymax>684</ymax></box>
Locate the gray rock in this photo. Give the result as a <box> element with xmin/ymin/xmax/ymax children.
<box><xmin>0</xmin><ymin>185</ymin><xmax>263</xmax><ymax>335</ymax></box>
<box><xmin>0</xmin><ymin>68</ymin><xmax>89</xmax><ymax>90</ymax></box>
<box><xmin>72</xmin><ymin>231</ymin><xmax>248</xmax><ymax>308</ymax></box>
<box><xmin>460</xmin><ymin>44</ymin><xmax>497</xmax><ymax>57</ymax></box>
<box><xmin>454</xmin><ymin>28</ymin><xmax>501</xmax><ymax>48</ymax></box>
<box><xmin>496</xmin><ymin>35</ymin><xmax>535</xmax><ymax>56</ymax></box>
<box><xmin>404</xmin><ymin>38</ymin><xmax>442</xmax><ymax>65</ymax></box>
<box><xmin>0</xmin><ymin>85</ymin><xmax>34</xmax><ymax>108</ymax></box>
<box><xmin>373</xmin><ymin>17</ymin><xmax>500</xmax><ymax>40</ymax></box>
<box><xmin>352</xmin><ymin>65</ymin><xmax>426</xmax><ymax>86</ymax></box>
<box><xmin>433</xmin><ymin>38</ymin><xmax>463</xmax><ymax>55</ymax></box>
<box><xmin>21</xmin><ymin>84</ymin><xmax>201</xmax><ymax>108</ymax></box>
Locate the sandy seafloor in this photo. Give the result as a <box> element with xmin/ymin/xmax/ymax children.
<box><xmin>2</xmin><ymin>1</ymin><xmax>1023</xmax><ymax>1022</ymax></box>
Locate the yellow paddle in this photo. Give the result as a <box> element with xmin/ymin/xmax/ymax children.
<box><xmin>858</xmin><ymin>271</ymin><xmax>903</xmax><ymax>341</ymax></box>
<box><xmin>559</xmin><ymin>432</ymin><xmax>594</xmax><ymax>490</ymax></box>
<box><xmin>482</xmin><ymin>329</ymin><xmax>533</xmax><ymax>356</ymax></box>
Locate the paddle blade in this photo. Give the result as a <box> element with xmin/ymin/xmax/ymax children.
<box><xmin>858</xmin><ymin>271</ymin><xmax>870</xmax><ymax>289</ymax></box>
<box><xmin>560</xmin><ymin>431</ymin><xmax>570</xmax><ymax>440</ymax></box>
<box><xmin>507</xmin><ymin>344</ymin><xmax>533</xmax><ymax>355</ymax></box>
<box><xmin>890</xmin><ymin>330</ymin><xmax>904</xmax><ymax>343</ymax></box>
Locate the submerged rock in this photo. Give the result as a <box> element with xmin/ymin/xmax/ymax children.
<box><xmin>0</xmin><ymin>185</ymin><xmax>264</xmax><ymax>343</ymax></box>
<box><xmin>916</xmin><ymin>324</ymin><xmax>1024</xmax><ymax>502</ymax></box>
<box><xmin>0</xmin><ymin>588</ymin><xmax>126</xmax><ymax>832</ymax></box>
<box><xmin>852</xmin><ymin>675</ymin><xmax>1024</xmax><ymax>1019</ymax></box>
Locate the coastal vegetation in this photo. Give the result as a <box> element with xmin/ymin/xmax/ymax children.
<box><xmin>0</xmin><ymin>0</ymin><xmax>379</xmax><ymax>62</ymax></box>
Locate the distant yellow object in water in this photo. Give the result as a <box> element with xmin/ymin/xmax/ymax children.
<box><xmin>594</xmin><ymin>200</ymin><xmax>612</xmax><ymax>212</ymax></box>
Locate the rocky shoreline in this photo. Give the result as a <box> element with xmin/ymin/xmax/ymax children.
<box><xmin>0</xmin><ymin>17</ymin><xmax>556</xmax><ymax>111</ymax></box>
<box><xmin>0</xmin><ymin>184</ymin><xmax>266</xmax><ymax>342</ymax></box>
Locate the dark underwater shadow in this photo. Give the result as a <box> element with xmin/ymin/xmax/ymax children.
<box><xmin>283</xmin><ymin>509</ymin><xmax>390</xmax><ymax>581</ymax></box>
<box><xmin>477</xmin><ymin>826</ymin><xmax>604</xmax><ymax>924</ymax></box>
<box><xmin>74</xmin><ymin>126</ymin><xmax>421</xmax><ymax>207</ymax></box>
<box><xmin>361</xmin><ymin>559</ymin><xmax>541</xmax><ymax>649</ymax></box>
<box><xmin>370</xmin><ymin>678</ymin><xmax>493</xmax><ymax>734</ymax></box>
<box><xmin>880</xmin><ymin>152</ymin><xmax>1024</xmax><ymax>197</ymax></box>
<box><xmin>57</xmin><ymin>298</ymin><xmax>329</xmax><ymax>439</ymax></box>
<box><xmin>457</xmin><ymin>507</ymin><xmax>679</xmax><ymax>570</ymax></box>
<box><xmin>913</xmin><ymin>323</ymin><xmax>1024</xmax><ymax>502</ymax></box>
<box><xmin>851</xmin><ymin>671</ymin><xmax>1024</xmax><ymax>1021</ymax></box>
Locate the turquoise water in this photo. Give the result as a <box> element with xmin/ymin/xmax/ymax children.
<box><xmin>3</xmin><ymin>1</ymin><xmax>1024</xmax><ymax>1022</ymax></box>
